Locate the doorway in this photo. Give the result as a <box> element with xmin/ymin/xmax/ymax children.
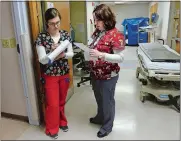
<box><xmin>28</xmin><ymin>1</ymin><xmax>75</xmax><ymax>124</ymax></box>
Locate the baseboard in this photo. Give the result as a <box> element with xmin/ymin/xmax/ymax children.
<box><xmin>126</xmin><ymin>44</ymin><xmax>139</xmax><ymax>46</ymax></box>
<box><xmin>1</xmin><ymin>112</ymin><xmax>29</xmax><ymax>123</ymax></box>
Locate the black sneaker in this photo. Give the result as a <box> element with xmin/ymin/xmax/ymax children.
<box><xmin>97</xmin><ymin>131</ymin><xmax>109</xmax><ymax>138</ymax></box>
<box><xmin>47</xmin><ymin>133</ymin><xmax>58</xmax><ymax>139</ymax></box>
<box><xmin>60</xmin><ymin>126</ymin><xmax>69</xmax><ymax>132</ymax></box>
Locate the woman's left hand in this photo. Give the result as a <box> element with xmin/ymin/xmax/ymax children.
<box><xmin>55</xmin><ymin>52</ymin><xmax>65</xmax><ymax>60</ymax></box>
<box><xmin>90</xmin><ymin>49</ymin><xmax>103</xmax><ymax>58</ymax></box>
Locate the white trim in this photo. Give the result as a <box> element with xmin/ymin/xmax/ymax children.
<box><xmin>11</xmin><ymin>1</ymin><xmax>40</xmax><ymax>126</ymax></box>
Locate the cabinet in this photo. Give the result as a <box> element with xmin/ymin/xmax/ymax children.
<box><xmin>139</xmin><ymin>32</ymin><xmax>148</xmax><ymax>43</ymax></box>
<box><xmin>122</xmin><ymin>17</ymin><xmax>149</xmax><ymax>46</ymax></box>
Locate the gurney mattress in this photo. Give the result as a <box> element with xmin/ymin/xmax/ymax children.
<box><xmin>137</xmin><ymin>43</ymin><xmax>180</xmax><ymax>71</ymax></box>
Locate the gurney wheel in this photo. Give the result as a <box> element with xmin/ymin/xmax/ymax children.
<box><xmin>140</xmin><ymin>96</ymin><xmax>146</xmax><ymax>103</ymax></box>
<box><xmin>136</xmin><ymin>72</ymin><xmax>139</xmax><ymax>78</ymax></box>
<box><xmin>142</xmin><ymin>80</ymin><xmax>147</xmax><ymax>85</ymax></box>
<box><xmin>168</xmin><ymin>95</ymin><xmax>180</xmax><ymax>112</ymax></box>
<box><xmin>174</xmin><ymin>96</ymin><xmax>180</xmax><ymax>112</ymax></box>
<box><xmin>140</xmin><ymin>92</ymin><xmax>146</xmax><ymax>103</ymax></box>
<box><xmin>136</xmin><ymin>67</ymin><xmax>140</xmax><ymax>78</ymax></box>
<box><xmin>139</xmin><ymin>79</ymin><xmax>147</xmax><ymax>85</ymax></box>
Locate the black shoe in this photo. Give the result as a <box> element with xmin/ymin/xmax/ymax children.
<box><xmin>60</xmin><ymin>126</ymin><xmax>69</xmax><ymax>132</ymax></box>
<box><xmin>97</xmin><ymin>131</ymin><xmax>108</xmax><ymax>138</ymax></box>
<box><xmin>47</xmin><ymin>133</ymin><xmax>58</xmax><ymax>139</ymax></box>
<box><xmin>89</xmin><ymin>117</ymin><xmax>102</xmax><ymax>125</ymax></box>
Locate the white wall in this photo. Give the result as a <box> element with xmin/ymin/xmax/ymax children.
<box><xmin>86</xmin><ymin>1</ymin><xmax>99</xmax><ymax>43</ymax></box>
<box><xmin>1</xmin><ymin>2</ymin><xmax>27</xmax><ymax>116</ymax></box>
<box><xmin>86</xmin><ymin>2</ymin><xmax>94</xmax><ymax>42</ymax></box>
<box><xmin>109</xmin><ymin>3</ymin><xmax>149</xmax><ymax>31</ymax></box>
<box><xmin>157</xmin><ymin>2</ymin><xmax>170</xmax><ymax>41</ymax></box>
<box><xmin>149</xmin><ymin>2</ymin><xmax>170</xmax><ymax>41</ymax></box>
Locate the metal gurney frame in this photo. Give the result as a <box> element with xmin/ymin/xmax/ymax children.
<box><xmin>136</xmin><ymin>43</ymin><xmax>180</xmax><ymax>112</ymax></box>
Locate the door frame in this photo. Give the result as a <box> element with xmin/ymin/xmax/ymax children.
<box><xmin>27</xmin><ymin>2</ymin><xmax>75</xmax><ymax>125</ymax></box>
<box><xmin>11</xmin><ymin>1</ymin><xmax>40</xmax><ymax>125</ymax></box>
<box><xmin>27</xmin><ymin>1</ymin><xmax>45</xmax><ymax>124</ymax></box>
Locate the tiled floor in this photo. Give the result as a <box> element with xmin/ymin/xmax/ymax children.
<box><xmin>1</xmin><ymin>46</ymin><xmax>180</xmax><ymax>140</ymax></box>
<box><xmin>0</xmin><ymin>117</ymin><xmax>30</xmax><ymax>140</ymax></box>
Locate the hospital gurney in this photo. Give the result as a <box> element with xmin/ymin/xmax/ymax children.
<box><xmin>136</xmin><ymin>42</ymin><xmax>180</xmax><ymax>112</ymax></box>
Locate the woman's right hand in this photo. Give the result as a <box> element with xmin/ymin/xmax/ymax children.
<box><xmin>51</xmin><ymin>43</ymin><xmax>59</xmax><ymax>51</ymax></box>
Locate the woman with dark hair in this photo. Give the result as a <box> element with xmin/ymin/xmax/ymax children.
<box><xmin>88</xmin><ymin>4</ymin><xmax>125</xmax><ymax>138</ymax></box>
<box><xmin>35</xmin><ymin>8</ymin><xmax>74</xmax><ymax>139</ymax></box>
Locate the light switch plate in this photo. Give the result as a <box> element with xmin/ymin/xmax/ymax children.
<box><xmin>1</xmin><ymin>39</ymin><xmax>10</xmax><ymax>48</ymax></box>
<box><xmin>9</xmin><ymin>38</ymin><xmax>16</xmax><ymax>48</ymax></box>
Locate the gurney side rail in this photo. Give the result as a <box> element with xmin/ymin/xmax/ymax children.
<box><xmin>137</xmin><ymin>53</ymin><xmax>180</xmax><ymax>81</ymax></box>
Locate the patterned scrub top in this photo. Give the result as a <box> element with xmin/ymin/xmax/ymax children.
<box><xmin>89</xmin><ymin>27</ymin><xmax>125</xmax><ymax>80</ymax></box>
<box><xmin>35</xmin><ymin>30</ymin><xmax>72</xmax><ymax>76</ymax></box>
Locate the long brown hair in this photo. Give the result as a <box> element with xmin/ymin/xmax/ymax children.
<box><xmin>93</xmin><ymin>4</ymin><xmax>116</xmax><ymax>31</ymax></box>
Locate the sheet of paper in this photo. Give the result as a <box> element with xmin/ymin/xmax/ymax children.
<box><xmin>83</xmin><ymin>51</ymin><xmax>90</xmax><ymax>61</ymax></box>
<box><xmin>74</xmin><ymin>42</ymin><xmax>97</xmax><ymax>61</ymax></box>
<box><xmin>74</xmin><ymin>42</ymin><xmax>90</xmax><ymax>53</ymax></box>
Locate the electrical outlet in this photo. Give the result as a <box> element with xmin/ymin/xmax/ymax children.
<box><xmin>9</xmin><ymin>38</ymin><xmax>16</xmax><ymax>48</ymax></box>
<box><xmin>1</xmin><ymin>39</ymin><xmax>10</xmax><ymax>48</ymax></box>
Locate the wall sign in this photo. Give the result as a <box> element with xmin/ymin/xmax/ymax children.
<box><xmin>47</xmin><ymin>2</ymin><xmax>54</xmax><ymax>8</ymax></box>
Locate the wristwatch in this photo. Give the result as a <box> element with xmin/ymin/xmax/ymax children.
<box><xmin>98</xmin><ymin>53</ymin><xmax>104</xmax><ymax>60</ymax></box>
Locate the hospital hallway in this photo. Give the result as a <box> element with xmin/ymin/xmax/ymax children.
<box><xmin>1</xmin><ymin>47</ymin><xmax>180</xmax><ymax>140</ymax></box>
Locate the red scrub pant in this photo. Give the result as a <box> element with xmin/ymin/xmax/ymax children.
<box><xmin>43</xmin><ymin>74</ymin><xmax>70</xmax><ymax>135</ymax></box>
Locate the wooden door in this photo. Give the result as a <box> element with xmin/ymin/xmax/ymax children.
<box><xmin>149</xmin><ymin>3</ymin><xmax>158</xmax><ymax>23</ymax></box>
<box><xmin>52</xmin><ymin>2</ymin><xmax>74</xmax><ymax>90</ymax></box>
<box><xmin>28</xmin><ymin>1</ymin><xmax>45</xmax><ymax>124</ymax></box>
<box><xmin>53</xmin><ymin>2</ymin><xmax>70</xmax><ymax>32</ymax></box>
<box><xmin>28</xmin><ymin>1</ymin><xmax>74</xmax><ymax>124</ymax></box>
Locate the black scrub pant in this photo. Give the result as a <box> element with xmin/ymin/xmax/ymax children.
<box><xmin>91</xmin><ymin>75</ymin><xmax>119</xmax><ymax>134</ymax></box>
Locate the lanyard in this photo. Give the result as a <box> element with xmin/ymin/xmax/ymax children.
<box><xmin>89</xmin><ymin>31</ymin><xmax>105</xmax><ymax>49</ymax></box>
